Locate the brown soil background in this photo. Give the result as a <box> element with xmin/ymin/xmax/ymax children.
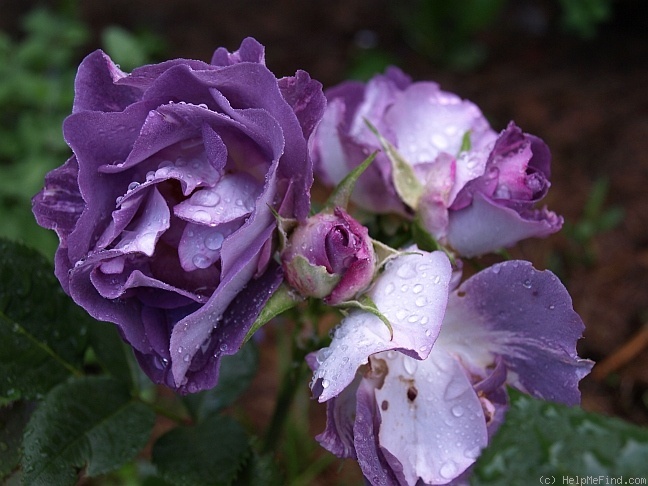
<box><xmin>4</xmin><ymin>0</ymin><xmax>647</xmax><ymax>483</ymax></box>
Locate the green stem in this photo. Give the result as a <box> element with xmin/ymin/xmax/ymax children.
<box><xmin>262</xmin><ymin>349</ymin><xmax>309</xmax><ymax>453</ymax></box>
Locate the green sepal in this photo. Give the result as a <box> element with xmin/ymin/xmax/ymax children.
<box><xmin>286</xmin><ymin>254</ymin><xmax>341</xmax><ymax>299</ymax></box>
<box><xmin>411</xmin><ymin>215</ymin><xmax>457</xmax><ymax>266</ymax></box>
<box><xmin>334</xmin><ymin>294</ymin><xmax>394</xmax><ymax>340</ymax></box>
<box><xmin>365</xmin><ymin>120</ymin><xmax>424</xmax><ymax>209</ymax></box>
<box><xmin>459</xmin><ymin>130</ymin><xmax>472</xmax><ymax>153</ymax></box>
<box><xmin>242</xmin><ymin>283</ymin><xmax>303</xmax><ymax>346</ymax></box>
<box><xmin>267</xmin><ymin>204</ymin><xmax>298</xmax><ymax>254</ymax></box>
<box><xmin>323</xmin><ymin>150</ymin><xmax>378</xmax><ymax>212</ymax></box>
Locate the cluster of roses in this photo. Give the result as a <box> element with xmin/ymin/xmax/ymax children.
<box><xmin>33</xmin><ymin>38</ymin><xmax>592</xmax><ymax>485</ymax></box>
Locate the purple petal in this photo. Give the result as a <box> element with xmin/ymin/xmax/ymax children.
<box><xmin>354</xmin><ymin>376</ymin><xmax>402</xmax><ymax>486</ymax></box>
<box><xmin>446</xmin><ymin>192</ymin><xmax>563</xmax><ymax>257</ymax></box>
<box><xmin>312</xmin><ymin>250</ymin><xmax>452</xmax><ymax>402</ymax></box>
<box><xmin>177</xmin><ymin>220</ymin><xmax>239</xmax><ymax>272</ymax></box>
<box><xmin>440</xmin><ymin>260</ymin><xmax>593</xmax><ymax>405</ymax></box>
<box><xmin>374</xmin><ymin>350</ymin><xmax>487</xmax><ymax>484</ymax></box>
<box><xmin>32</xmin><ymin>156</ymin><xmax>84</xmax><ymax>244</ymax></box>
<box><xmin>72</xmin><ymin>50</ymin><xmax>141</xmax><ymax>113</ymax></box>
<box><xmin>278</xmin><ymin>70</ymin><xmax>326</xmax><ymax>141</ymax></box>
<box><xmin>174</xmin><ymin>173</ymin><xmax>260</xmax><ymax>225</ymax></box>
<box><xmin>210</xmin><ymin>37</ymin><xmax>266</xmax><ymax>66</ymax></box>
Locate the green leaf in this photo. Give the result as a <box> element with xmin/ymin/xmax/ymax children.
<box><xmin>323</xmin><ymin>151</ymin><xmax>377</xmax><ymax>211</ymax></box>
<box><xmin>0</xmin><ymin>401</ymin><xmax>34</xmax><ymax>479</ymax></box>
<box><xmin>365</xmin><ymin>120</ymin><xmax>424</xmax><ymax>208</ymax></box>
<box><xmin>473</xmin><ymin>389</ymin><xmax>648</xmax><ymax>483</ymax></box>
<box><xmin>183</xmin><ymin>341</ymin><xmax>259</xmax><ymax>422</ymax></box>
<box><xmin>152</xmin><ymin>415</ymin><xmax>250</xmax><ymax>486</ymax></box>
<box><xmin>0</xmin><ymin>239</ymin><xmax>91</xmax><ymax>400</ymax></box>
<box><xmin>87</xmin><ymin>322</ymin><xmax>136</xmax><ymax>389</ymax></box>
<box><xmin>459</xmin><ymin>130</ymin><xmax>472</xmax><ymax>153</ymax></box>
<box><xmin>242</xmin><ymin>283</ymin><xmax>303</xmax><ymax>345</ymax></box>
<box><xmin>21</xmin><ymin>376</ymin><xmax>155</xmax><ymax>486</ymax></box>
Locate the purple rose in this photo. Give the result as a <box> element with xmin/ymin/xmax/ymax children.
<box><xmin>308</xmin><ymin>257</ymin><xmax>592</xmax><ymax>485</ymax></box>
<box><xmin>312</xmin><ymin>67</ymin><xmax>563</xmax><ymax>256</ymax></box>
<box><xmin>32</xmin><ymin>38</ymin><xmax>326</xmax><ymax>393</ymax></box>
<box><xmin>281</xmin><ymin>207</ymin><xmax>376</xmax><ymax>305</ymax></box>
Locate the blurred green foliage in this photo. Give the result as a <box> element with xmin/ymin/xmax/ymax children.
<box><xmin>0</xmin><ymin>8</ymin><xmax>88</xmax><ymax>258</ymax></box>
<box><xmin>392</xmin><ymin>0</ymin><xmax>614</xmax><ymax>70</ymax></box>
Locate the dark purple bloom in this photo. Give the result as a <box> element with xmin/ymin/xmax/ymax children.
<box><xmin>311</xmin><ymin>67</ymin><xmax>562</xmax><ymax>257</ymax></box>
<box><xmin>32</xmin><ymin>38</ymin><xmax>326</xmax><ymax>393</ymax></box>
<box><xmin>281</xmin><ymin>207</ymin><xmax>376</xmax><ymax>304</ymax></box>
<box><xmin>309</xmin><ymin>257</ymin><xmax>592</xmax><ymax>485</ymax></box>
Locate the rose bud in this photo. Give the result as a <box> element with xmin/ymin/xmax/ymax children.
<box><xmin>281</xmin><ymin>208</ymin><xmax>376</xmax><ymax>305</ymax></box>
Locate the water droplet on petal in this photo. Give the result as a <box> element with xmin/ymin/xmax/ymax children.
<box><xmin>439</xmin><ymin>461</ymin><xmax>457</xmax><ymax>480</ymax></box>
<box><xmin>396</xmin><ymin>262</ymin><xmax>416</xmax><ymax>279</ymax></box>
<box><xmin>127</xmin><ymin>181</ymin><xmax>140</xmax><ymax>191</ymax></box>
<box><xmin>415</xmin><ymin>296</ymin><xmax>427</xmax><ymax>307</ymax></box>
<box><xmin>192</xmin><ymin>210</ymin><xmax>212</xmax><ymax>224</ymax></box>
<box><xmin>321</xmin><ymin>379</ymin><xmax>330</xmax><ymax>389</ymax></box>
<box><xmin>183</xmin><ymin>354</ymin><xmax>191</xmax><ymax>363</ymax></box>
<box><xmin>403</xmin><ymin>358</ymin><xmax>418</xmax><ymax>375</ymax></box>
<box><xmin>413</xmin><ymin>284</ymin><xmax>423</xmax><ymax>294</ymax></box>
<box><xmin>385</xmin><ymin>283</ymin><xmax>395</xmax><ymax>295</ymax></box>
<box><xmin>205</xmin><ymin>232</ymin><xmax>224</xmax><ymax>250</ymax></box>
<box><xmin>192</xmin><ymin>254</ymin><xmax>212</xmax><ymax>269</ymax></box>
<box><xmin>451</xmin><ymin>405</ymin><xmax>464</xmax><ymax>417</ymax></box>
<box><xmin>522</xmin><ymin>279</ymin><xmax>532</xmax><ymax>289</ymax></box>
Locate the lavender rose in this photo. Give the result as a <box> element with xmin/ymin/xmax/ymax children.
<box><xmin>308</xmin><ymin>255</ymin><xmax>592</xmax><ymax>485</ymax></box>
<box><xmin>32</xmin><ymin>38</ymin><xmax>325</xmax><ymax>393</ymax></box>
<box><xmin>311</xmin><ymin>67</ymin><xmax>563</xmax><ymax>256</ymax></box>
<box><xmin>281</xmin><ymin>207</ymin><xmax>376</xmax><ymax>305</ymax></box>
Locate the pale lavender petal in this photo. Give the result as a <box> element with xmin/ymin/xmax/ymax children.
<box><xmin>374</xmin><ymin>350</ymin><xmax>487</xmax><ymax>485</ymax></box>
<box><xmin>174</xmin><ymin>173</ymin><xmax>261</xmax><ymax>225</ymax></box>
<box><xmin>278</xmin><ymin>70</ymin><xmax>326</xmax><ymax>140</ymax></box>
<box><xmin>439</xmin><ymin>260</ymin><xmax>593</xmax><ymax>405</ymax></box>
<box><xmin>113</xmin><ymin>186</ymin><xmax>170</xmax><ymax>256</ymax></box>
<box><xmin>446</xmin><ymin>192</ymin><xmax>563</xmax><ymax>257</ymax></box>
<box><xmin>385</xmin><ymin>83</ymin><xmax>495</xmax><ymax>167</ymax></box>
<box><xmin>312</xmin><ymin>250</ymin><xmax>452</xmax><ymax>402</ymax></box>
<box><xmin>177</xmin><ymin>220</ymin><xmax>239</xmax><ymax>272</ymax></box>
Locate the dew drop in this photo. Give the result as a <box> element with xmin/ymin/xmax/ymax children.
<box><xmin>219</xmin><ymin>343</ymin><xmax>229</xmax><ymax>352</ymax></box>
<box><xmin>451</xmin><ymin>405</ymin><xmax>464</xmax><ymax>417</ymax></box>
<box><xmin>395</xmin><ymin>308</ymin><xmax>408</xmax><ymax>320</ymax></box>
<box><xmin>205</xmin><ymin>232</ymin><xmax>224</xmax><ymax>250</ymax></box>
<box><xmin>177</xmin><ymin>346</ymin><xmax>184</xmax><ymax>354</ymax></box>
<box><xmin>413</xmin><ymin>284</ymin><xmax>423</xmax><ymax>294</ymax></box>
<box><xmin>396</xmin><ymin>262</ymin><xmax>416</xmax><ymax>279</ymax></box>
<box><xmin>415</xmin><ymin>296</ymin><xmax>427</xmax><ymax>307</ymax></box>
<box><xmin>192</xmin><ymin>210</ymin><xmax>212</xmax><ymax>224</ymax></box>
<box><xmin>403</xmin><ymin>358</ymin><xmax>418</xmax><ymax>375</ymax></box>
<box><xmin>400</xmin><ymin>284</ymin><xmax>409</xmax><ymax>292</ymax></box>
<box><xmin>321</xmin><ymin>379</ymin><xmax>330</xmax><ymax>389</ymax></box>
<box><xmin>127</xmin><ymin>181</ymin><xmax>140</xmax><ymax>191</ymax></box>
<box><xmin>433</xmin><ymin>275</ymin><xmax>441</xmax><ymax>284</ymax></box>
<box><xmin>192</xmin><ymin>254</ymin><xmax>212</xmax><ymax>269</ymax></box>
<box><xmin>522</xmin><ymin>279</ymin><xmax>532</xmax><ymax>289</ymax></box>
<box><xmin>439</xmin><ymin>461</ymin><xmax>457</xmax><ymax>480</ymax></box>
<box><xmin>183</xmin><ymin>354</ymin><xmax>191</xmax><ymax>363</ymax></box>
<box><xmin>549</xmin><ymin>304</ymin><xmax>555</xmax><ymax>310</ymax></box>
<box><xmin>384</xmin><ymin>283</ymin><xmax>395</xmax><ymax>295</ymax></box>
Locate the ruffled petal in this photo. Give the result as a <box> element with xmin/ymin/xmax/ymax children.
<box><xmin>439</xmin><ymin>260</ymin><xmax>593</xmax><ymax>405</ymax></box>
<box><xmin>311</xmin><ymin>250</ymin><xmax>452</xmax><ymax>402</ymax></box>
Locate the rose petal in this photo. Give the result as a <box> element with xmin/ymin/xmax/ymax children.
<box><xmin>446</xmin><ymin>191</ymin><xmax>564</xmax><ymax>257</ymax></box>
<box><xmin>374</xmin><ymin>350</ymin><xmax>487</xmax><ymax>485</ymax></box>
<box><xmin>174</xmin><ymin>172</ymin><xmax>261</xmax><ymax>226</ymax></box>
<box><xmin>312</xmin><ymin>250</ymin><xmax>452</xmax><ymax>402</ymax></box>
<box><xmin>385</xmin><ymin>82</ymin><xmax>495</xmax><ymax>166</ymax></box>
<box><xmin>439</xmin><ymin>260</ymin><xmax>593</xmax><ymax>405</ymax></box>
<box><xmin>177</xmin><ymin>220</ymin><xmax>240</xmax><ymax>272</ymax></box>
